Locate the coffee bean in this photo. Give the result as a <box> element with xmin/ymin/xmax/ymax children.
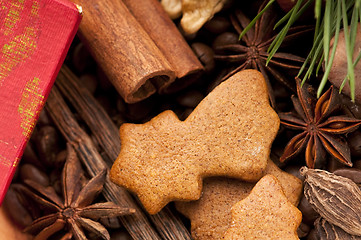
<box><xmin>49</xmin><ymin>169</ymin><xmax>62</xmax><ymax>185</ymax></box>
<box><xmin>273</xmin><ymin>82</ymin><xmax>292</xmax><ymax>99</ymax></box>
<box><xmin>96</xmin><ymin>94</ymin><xmax>116</xmax><ymax>117</ymax></box>
<box><xmin>53</xmin><ymin>179</ymin><xmax>62</xmax><ymax>196</ymax></box>
<box><xmin>191</xmin><ymin>42</ymin><xmax>215</xmax><ymax>73</ymax></box>
<box><xmin>298</xmin><ymin>194</ymin><xmax>319</xmax><ymax>225</ymax></box>
<box><xmin>79</xmin><ymin>74</ymin><xmax>98</xmax><ymax>95</ymax></box>
<box><xmin>54</xmin><ymin>150</ymin><xmax>67</xmax><ymax>169</ymax></box>
<box><xmin>109</xmin><ymin>229</ymin><xmax>133</xmax><ymax>240</ymax></box>
<box><xmin>306</xmin><ymin>228</ymin><xmax>318</xmax><ymax>240</ymax></box>
<box><xmin>22</xmin><ymin>143</ymin><xmax>43</xmax><ymax>170</ymax></box>
<box><xmin>3</xmin><ymin>185</ymin><xmax>33</xmax><ymax>228</ymax></box>
<box><xmin>20</xmin><ymin>164</ymin><xmax>49</xmax><ymax>187</ymax></box>
<box><xmin>327</xmin><ymin>156</ymin><xmax>345</xmax><ymax>172</ymax></box>
<box><xmin>204</xmin><ymin>16</ymin><xmax>231</xmax><ymax>34</ymax></box>
<box><xmin>297</xmin><ymin>221</ymin><xmax>311</xmax><ymax>238</ymax></box>
<box><xmin>333</xmin><ymin>168</ymin><xmax>361</xmax><ymax>184</ymax></box>
<box><xmin>12</xmin><ymin>164</ymin><xmax>20</xmax><ymax>181</ymax></box>
<box><xmin>112</xmin><ymin>114</ymin><xmax>127</xmax><ymax>128</ymax></box>
<box><xmin>35</xmin><ymin>126</ymin><xmax>60</xmax><ymax>167</ymax></box>
<box><xmin>37</xmin><ymin>109</ymin><xmax>51</xmax><ymax>127</ymax></box>
<box><xmin>222</xmin><ymin>0</ymin><xmax>235</xmax><ymax>11</ymax></box>
<box><xmin>116</xmin><ymin>97</ymin><xmax>127</xmax><ymax>113</ymax></box>
<box><xmin>212</xmin><ymin>32</ymin><xmax>239</xmax><ymax>49</ymax></box>
<box><xmin>179</xmin><ymin>108</ymin><xmax>194</xmax><ymax>121</ymax></box>
<box><xmin>97</xmin><ymin>66</ymin><xmax>113</xmax><ymax>91</ymax></box>
<box><xmin>284</xmin><ymin>164</ymin><xmax>304</xmax><ymax>181</ymax></box>
<box><xmin>125</xmin><ymin>97</ymin><xmax>156</xmax><ymax>122</ymax></box>
<box><xmin>176</xmin><ymin>90</ymin><xmax>204</xmax><ymax>108</ymax></box>
<box><xmin>100</xmin><ymin>217</ymin><xmax>122</xmax><ymax>229</ymax></box>
<box><xmin>206</xmin><ymin>68</ymin><xmax>229</xmax><ymax>94</ymax></box>
<box><xmin>72</xmin><ymin>42</ymin><xmax>96</xmax><ymax>74</ymax></box>
<box><xmin>353</xmin><ymin>159</ymin><xmax>361</xmax><ymax>170</ymax></box>
<box><xmin>348</xmin><ymin>130</ymin><xmax>361</xmax><ymax>157</ymax></box>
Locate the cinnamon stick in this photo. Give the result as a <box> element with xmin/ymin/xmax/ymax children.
<box><xmin>122</xmin><ymin>0</ymin><xmax>204</xmax><ymax>93</ymax></box>
<box><xmin>71</xmin><ymin>0</ymin><xmax>176</xmax><ymax>103</ymax></box>
<box><xmin>45</xmin><ymin>87</ymin><xmax>162</xmax><ymax>240</ymax></box>
<box><xmin>55</xmin><ymin>65</ymin><xmax>192</xmax><ymax>239</ymax></box>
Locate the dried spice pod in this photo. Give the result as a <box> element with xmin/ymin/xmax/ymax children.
<box><xmin>301</xmin><ymin>167</ymin><xmax>361</xmax><ymax>236</ymax></box>
<box><xmin>280</xmin><ymin>80</ymin><xmax>361</xmax><ymax>168</ymax></box>
<box><xmin>22</xmin><ymin>144</ymin><xmax>135</xmax><ymax>240</ymax></box>
<box><xmin>314</xmin><ymin>217</ymin><xmax>361</xmax><ymax>240</ymax></box>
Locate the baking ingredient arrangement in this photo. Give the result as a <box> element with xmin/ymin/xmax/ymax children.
<box><xmin>2</xmin><ymin>0</ymin><xmax>361</xmax><ymax>239</ymax></box>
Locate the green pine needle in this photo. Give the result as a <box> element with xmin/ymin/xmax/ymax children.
<box><xmin>315</xmin><ymin>0</ymin><xmax>322</xmax><ymax>18</ymax></box>
<box><xmin>318</xmin><ymin>0</ymin><xmax>341</xmax><ymax>98</ymax></box>
<box><xmin>238</xmin><ymin>0</ymin><xmax>276</xmax><ymax>41</ymax></box>
<box><xmin>267</xmin><ymin>0</ymin><xmax>304</xmax><ymax>65</ymax></box>
<box><xmin>340</xmin><ymin>0</ymin><xmax>356</xmax><ymax>101</ymax></box>
<box><xmin>323</xmin><ymin>0</ymin><xmax>331</xmax><ymax>67</ymax></box>
<box><xmin>240</xmin><ymin>0</ymin><xmax>360</xmax><ymax>101</ymax></box>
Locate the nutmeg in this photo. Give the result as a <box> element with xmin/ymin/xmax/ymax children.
<box><xmin>212</xmin><ymin>32</ymin><xmax>239</xmax><ymax>49</ymax></box>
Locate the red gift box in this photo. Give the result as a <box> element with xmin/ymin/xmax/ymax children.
<box><xmin>0</xmin><ymin>0</ymin><xmax>81</xmax><ymax>204</ymax></box>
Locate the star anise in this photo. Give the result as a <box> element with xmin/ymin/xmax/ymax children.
<box><xmin>279</xmin><ymin>79</ymin><xmax>361</xmax><ymax>169</ymax></box>
<box><xmin>21</xmin><ymin>144</ymin><xmax>135</xmax><ymax>240</ymax></box>
<box><xmin>214</xmin><ymin>1</ymin><xmax>311</xmax><ymax>107</ymax></box>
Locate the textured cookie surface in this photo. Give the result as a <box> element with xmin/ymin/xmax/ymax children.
<box><xmin>175</xmin><ymin>159</ymin><xmax>302</xmax><ymax>240</ymax></box>
<box><xmin>110</xmin><ymin>69</ymin><xmax>279</xmax><ymax>214</ymax></box>
<box><xmin>224</xmin><ymin>175</ymin><xmax>302</xmax><ymax>240</ymax></box>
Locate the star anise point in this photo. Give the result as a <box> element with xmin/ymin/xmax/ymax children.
<box><xmin>214</xmin><ymin>1</ymin><xmax>313</xmax><ymax>107</ymax></box>
<box><xmin>279</xmin><ymin>80</ymin><xmax>361</xmax><ymax>168</ymax></box>
<box><xmin>22</xmin><ymin>144</ymin><xmax>135</xmax><ymax>240</ymax></box>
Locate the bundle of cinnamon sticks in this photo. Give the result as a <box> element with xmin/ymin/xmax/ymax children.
<box><xmin>71</xmin><ymin>0</ymin><xmax>203</xmax><ymax>103</ymax></box>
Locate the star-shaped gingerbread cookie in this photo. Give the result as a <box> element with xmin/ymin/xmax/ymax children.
<box><xmin>110</xmin><ymin>70</ymin><xmax>279</xmax><ymax>214</ymax></box>
<box><xmin>224</xmin><ymin>175</ymin><xmax>302</xmax><ymax>240</ymax></box>
<box><xmin>175</xmin><ymin>159</ymin><xmax>302</xmax><ymax>240</ymax></box>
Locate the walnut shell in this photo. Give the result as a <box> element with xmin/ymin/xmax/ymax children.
<box><xmin>161</xmin><ymin>0</ymin><xmax>182</xmax><ymax>19</ymax></box>
<box><xmin>180</xmin><ymin>0</ymin><xmax>227</xmax><ymax>34</ymax></box>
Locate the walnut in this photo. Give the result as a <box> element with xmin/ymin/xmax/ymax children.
<box><xmin>161</xmin><ymin>0</ymin><xmax>182</xmax><ymax>19</ymax></box>
<box><xmin>181</xmin><ymin>0</ymin><xmax>227</xmax><ymax>34</ymax></box>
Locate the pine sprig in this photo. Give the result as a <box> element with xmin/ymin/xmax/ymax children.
<box><xmin>240</xmin><ymin>0</ymin><xmax>361</xmax><ymax>101</ymax></box>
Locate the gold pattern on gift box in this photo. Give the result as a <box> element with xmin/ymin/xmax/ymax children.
<box><xmin>0</xmin><ymin>0</ymin><xmax>40</xmax><ymax>86</ymax></box>
<box><xmin>0</xmin><ymin>140</ymin><xmax>17</xmax><ymax>149</ymax></box>
<box><xmin>12</xmin><ymin>157</ymin><xmax>20</xmax><ymax>167</ymax></box>
<box><xmin>31</xmin><ymin>0</ymin><xmax>39</xmax><ymax>15</ymax></box>
<box><xmin>0</xmin><ymin>155</ymin><xmax>20</xmax><ymax>168</ymax></box>
<box><xmin>0</xmin><ymin>141</ymin><xmax>18</xmax><ymax>167</ymax></box>
<box><xmin>3</xmin><ymin>0</ymin><xmax>25</xmax><ymax>36</ymax></box>
<box><xmin>18</xmin><ymin>77</ymin><xmax>44</xmax><ymax>139</ymax></box>
<box><xmin>0</xmin><ymin>154</ymin><xmax>12</xmax><ymax>168</ymax></box>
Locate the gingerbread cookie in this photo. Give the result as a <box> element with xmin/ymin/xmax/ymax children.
<box><xmin>224</xmin><ymin>175</ymin><xmax>302</xmax><ymax>240</ymax></box>
<box><xmin>175</xmin><ymin>159</ymin><xmax>302</xmax><ymax>240</ymax></box>
<box><xmin>110</xmin><ymin>69</ymin><xmax>279</xmax><ymax>214</ymax></box>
